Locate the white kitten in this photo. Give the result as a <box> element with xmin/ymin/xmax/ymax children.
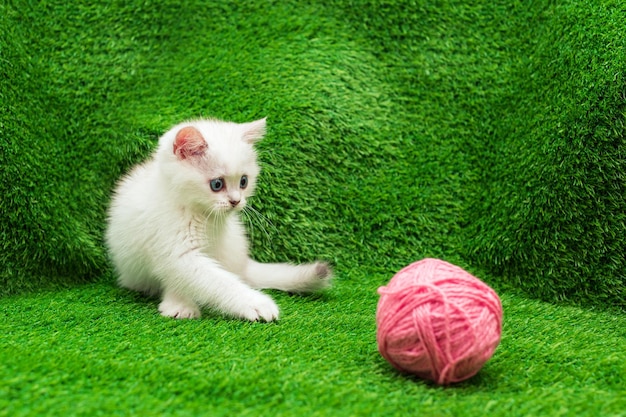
<box><xmin>106</xmin><ymin>118</ymin><xmax>331</xmax><ymax>321</ymax></box>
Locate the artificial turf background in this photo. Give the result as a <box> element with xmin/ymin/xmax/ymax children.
<box><xmin>1</xmin><ymin>0</ymin><xmax>625</xmax><ymax>416</ymax></box>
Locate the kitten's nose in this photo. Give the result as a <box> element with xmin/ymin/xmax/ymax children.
<box><xmin>229</xmin><ymin>199</ymin><xmax>240</xmax><ymax>207</ymax></box>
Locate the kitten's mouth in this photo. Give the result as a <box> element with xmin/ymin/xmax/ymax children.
<box><xmin>220</xmin><ymin>204</ymin><xmax>243</xmax><ymax>213</ymax></box>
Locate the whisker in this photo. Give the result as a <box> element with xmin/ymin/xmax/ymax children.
<box><xmin>240</xmin><ymin>208</ymin><xmax>254</xmax><ymax>240</ymax></box>
<box><xmin>242</xmin><ymin>205</ymin><xmax>275</xmax><ymax>244</ymax></box>
<box><xmin>198</xmin><ymin>205</ymin><xmax>223</xmax><ymax>248</ymax></box>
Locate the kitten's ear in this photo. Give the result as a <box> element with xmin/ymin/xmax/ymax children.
<box><xmin>241</xmin><ymin>117</ymin><xmax>267</xmax><ymax>144</ymax></box>
<box><xmin>173</xmin><ymin>126</ymin><xmax>207</xmax><ymax>160</ymax></box>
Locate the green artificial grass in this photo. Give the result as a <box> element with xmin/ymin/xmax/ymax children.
<box><xmin>1</xmin><ymin>0</ymin><xmax>625</xmax><ymax>415</ymax></box>
<box><xmin>462</xmin><ymin>1</ymin><xmax>626</xmax><ymax>306</ymax></box>
<box><xmin>2</xmin><ymin>281</ymin><xmax>625</xmax><ymax>416</ymax></box>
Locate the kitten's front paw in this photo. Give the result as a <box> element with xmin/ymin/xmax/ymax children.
<box><xmin>300</xmin><ymin>261</ymin><xmax>333</xmax><ymax>292</ymax></box>
<box><xmin>158</xmin><ymin>299</ymin><xmax>201</xmax><ymax>319</ymax></box>
<box><xmin>238</xmin><ymin>291</ymin><xmax>280</xmax><ymax>322</ymax></box>
<box><xmin>314</xmin><ymin>261</ymin><xmax>332</xmax><ymax>281</ymax></box>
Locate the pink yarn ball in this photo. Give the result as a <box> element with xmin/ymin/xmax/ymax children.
<box><xmin>376</xmin><ymin>258</ymin><xmax>503</xmax><ymax>385</ymax></box>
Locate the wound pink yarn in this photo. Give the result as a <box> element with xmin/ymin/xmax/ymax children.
<box><xmin>376</xmin><ymin>258</ymin><xmax>503</xmax><ymax>385</ymax></box>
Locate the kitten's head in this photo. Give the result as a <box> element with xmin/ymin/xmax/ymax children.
<box><xmin>157</xmin><ymin>118</ymin><xmax>266</xmax><ymax>214</ymax></box>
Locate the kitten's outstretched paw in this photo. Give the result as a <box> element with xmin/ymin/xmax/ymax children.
<box><xmin>314</xmin><ymin>261</ymin><xmax>332</xmax><ymax>280</ymax></box>
<box><xmin>239</xmin><ymin>292</ymin><xmax>280</xmax><ymax>322</ymax></box>
<box><xmin>301</xmin><ymin>261</ymin><xmax>333</xmax><ymax>292</ymax></box>
<box><xmin>158</xmin><ymin>299</ymin><xmax>201</xmax><ymax>319</ymax></box>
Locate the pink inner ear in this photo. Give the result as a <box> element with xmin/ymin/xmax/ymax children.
<box><xmin>173</xmin><ymin>126</ymin><xmax>207</xmax><ymax>159</ymax></box>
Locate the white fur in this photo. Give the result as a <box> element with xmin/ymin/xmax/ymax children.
<box><xmin>106</xmin><ymin>118</ymin><xmax>331</xmax><ymax>321</ymax></box>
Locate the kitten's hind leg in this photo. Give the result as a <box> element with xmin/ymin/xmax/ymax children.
<box><xmin>118</xmin><ymin>269</ymin><xmax>161</xmax><ymax>297</ymax></box>
<box><xmin>244</xmin><ymin>260</ymin><xmax>332</xmax><ymax>293</ymax></box>
<box><xmin>159</xmin><ymin>289</ymin><xmax>201</xmax><ymax>319</ymax></box>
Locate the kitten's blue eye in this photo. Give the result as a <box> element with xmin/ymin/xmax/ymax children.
<box><xmin>240</xmin><ymin>175</ymin><xmax>248</xmax><ymax>189</ymax></box>
<box><xmin>210</xmin><ymin>178</ymin><xmax>224</xmax><ymax>192</ymax></box>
